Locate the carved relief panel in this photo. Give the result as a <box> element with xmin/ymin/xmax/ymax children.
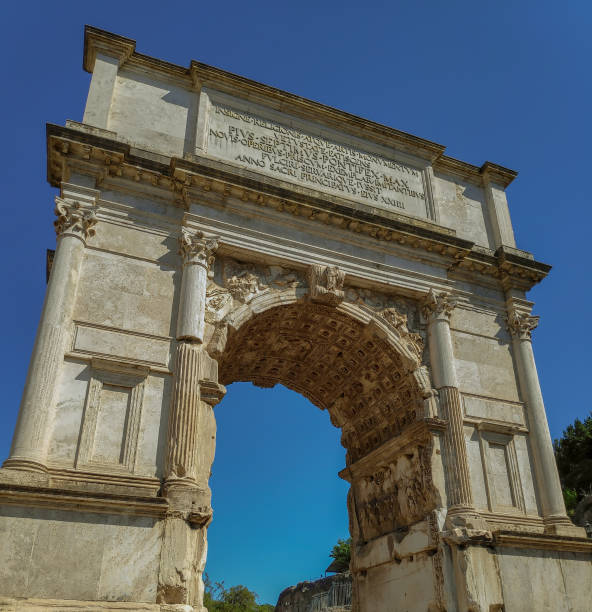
<box><xmin>352</xmin><ymin>444</ymin><xmax>437</xmax><ymax>541</ymax></box>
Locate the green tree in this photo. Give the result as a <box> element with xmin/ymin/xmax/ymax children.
<box><xmin>203</xmin><ymin>574</ymin><xmax>273</xmax><ymax>612</ymax></box>
<box><xmin>553</xmin><ymin>412</ymin><xmax>592</xmax><ymax>515</ymax></box>
<box><xmin>329</xmin><ymin>537</ymin><xmax>351</xmax><ymax>572</ymax></box>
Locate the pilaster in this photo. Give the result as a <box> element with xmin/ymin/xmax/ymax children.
<box><xmin>482</xmin><ymin>162</ymin><xmax>517</xmax><ymax>249</ymax></box>
<box><xmin>82</xmin><ymin>26</ymin><xmax>135</xmax><ymax>130</ymax></box>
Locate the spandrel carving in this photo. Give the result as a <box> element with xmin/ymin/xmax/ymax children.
<box><xmin>221</xmin><ymin>258</ymin><xmax>305</xmax><ymax>304</ymax></box>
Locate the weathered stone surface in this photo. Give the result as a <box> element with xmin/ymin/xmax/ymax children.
<box><xmin>0</xmin><ymin>24</ymin><xmax>590</xmax><ymax>612</ymax></box>
<box><xmin>276</xmin><ymin>572</ymin><xmax>352</xmax><ymax>611</ymax></box>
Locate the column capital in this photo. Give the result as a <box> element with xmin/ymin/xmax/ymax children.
<box><xmin>421</xmin><ymin>289</ymin><xmax>457</xmax><ymax>322</ymax></box>
<box><xmin>54</xmin><ymin>198</ymin><xmax>97</xmax><ymax>243</ymax></box>
<box><xmin>507</xmin><ymin>310</ymin><xmax>539</xmax><ymax>341</ymax></box>
<box><xmin>178</xmin><ymin>228</ymin><xmax>219</xmax><ymax>275</ymax></box>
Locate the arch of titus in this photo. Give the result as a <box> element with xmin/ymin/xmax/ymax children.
<box><xmin>1</xmin><ymin>26</ymin><xmax>590</xmax><ymax>612</ymax></box>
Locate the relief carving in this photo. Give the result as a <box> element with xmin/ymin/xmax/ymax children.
<box><xmin>356</xmin><ymin>446</ymin><xmax>436</xmax><ymax>540</ymax></box>
<box><xmin>308</xmin><ymin>264</ymin><xmax>345</xmax><ymax>304</ymax></box>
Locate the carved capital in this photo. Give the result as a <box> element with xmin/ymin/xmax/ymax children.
<box><xmin>507</xmin><ymin>311</ymin><xmax>539</xmax><ymax>341</ymax></box>
<box><xmin>178</xmin><ymin>228</ymin><xmax>219</xmax><ymax>275</ymax></box>
<box><xmin>308</xmin><ymin>264</ymin><xmax>345</xmax><ymax>305</ymax></box>
<box><xmin>54</xmin><ymin>198</ymin><xmax>97</xmax><ymax>242</ymax></box>
<box><xmin>421</xmin><ymin>289</ymin><xmax>457</xmax><ymax>322</ymax></box>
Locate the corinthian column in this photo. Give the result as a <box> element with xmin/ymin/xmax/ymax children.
<box><xmin>507</xmin><ymin>309</ymin><xmax>576</xmax><ymax>533</ymax></box>
<box><xmin>5</xmin><ymin>199</ymin><xmax>97</xmax><ymax>472</ymax></box>
<box><xmin>159</xmin><ymin>228</ymin><xmax>223</xmax><ymax>609</ymax></box>
<box><xmin>165</xmin><ymin>229</ymin><xmax>220</xmax><ymax>494</ymax></box>
<box><xmin>422</xmin><ymin>290</ymin><xmax>475</xmax><ymax>518</ymax></box>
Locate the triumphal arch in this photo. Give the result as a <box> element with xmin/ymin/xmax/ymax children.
<box><xmin>1</xmin><ymin>26</ymin><xmax>590</xmax><ymax>612</ymax></box>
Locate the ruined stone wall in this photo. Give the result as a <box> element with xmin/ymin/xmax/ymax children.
<box><xmin>276</xmin><ymin>572</ymin><xmax>352</xmax><ymax>612</ymax></box>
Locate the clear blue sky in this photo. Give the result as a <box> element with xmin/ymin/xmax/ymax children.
<box><xmin>1</xmin><ymin>1</ymin><xmax>591</xmax><ymax>605</ymax></box>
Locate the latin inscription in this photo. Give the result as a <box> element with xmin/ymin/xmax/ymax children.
<box><xmin>207</xmin><ymin>103</ymin><xmax>428</xmax><ymax>216</ymax></box>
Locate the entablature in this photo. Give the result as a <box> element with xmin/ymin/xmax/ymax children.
<box><xmin>47</xmin><ymin>122</ymin><xmax>550</xmax><ymax>292</ymax></box>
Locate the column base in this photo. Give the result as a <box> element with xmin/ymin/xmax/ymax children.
<box><xmin>2</xmin><ymin>458</ymin><xmax>49</xmax><ymax>475</ymax></box>
<box><xmin>445</xmin><ymin>505</ymin><xmax>490</xmax><ymax>531</ymax></box>
<box><xmin>162</xmin><ymin>478</ymin><xmax>212</xmax><ymax>524</ymax></box>
<box><xmin>544</xmin><ymin>514</ymin><xmax>587</xmax><ymax>537</ymax></box>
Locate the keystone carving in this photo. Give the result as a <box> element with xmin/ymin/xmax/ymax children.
<box><xmin>54</xmin><ymin>198</ymin><xmax>97</xmax><ymax>241</ymax></box>
<box><xmin>308</xmin><ymin>264</ymin><xmax>345</xmax><ymax>304</ymax></box>
<box><xmin>421</xmin><ymin>288</ymin><xmax>457</xmax><ymax>321</ymax></box>
<box><xmin>507</xmin><ymin>311</ymin><xmax>539</xmax><ymax>340</ymax></box>
<box><xmin>178</xmin><ymin>228</ymin><xmax>218</xmax><ymax>276</ymax></box>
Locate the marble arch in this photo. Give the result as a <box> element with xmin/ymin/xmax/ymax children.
<box><xmin>1</xmin><ymin>25</ymin><xmax>592</xmax><ymax>612</ymax></box>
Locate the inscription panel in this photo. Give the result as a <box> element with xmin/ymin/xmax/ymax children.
<box><xmin>204</xmin><ymin>90</ymin><xmax>432</xmax><ymax>219</ymax></box>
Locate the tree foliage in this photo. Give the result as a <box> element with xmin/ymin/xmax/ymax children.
<box><xmin>329</xmin><ymin>537</ymin><xmax>351</xmax><ymax>572</ymax></box>
<box><xmin>553</xmin><ymin>412</ymin><xmax>592</xmax><ymax>514</ymax></box>
<box><xmin>203</xmin><ymin>574</ymin><xmax>273</xmax><ymax>612</ymax></box>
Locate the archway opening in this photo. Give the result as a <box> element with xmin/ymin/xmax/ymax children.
<box><xmin>205</xmin><ymin>300</ymin><xmax>438</xmax><ymax>606</ymax></box>
<box><xmin>205</xmin><ymin>382</ymin><xmax>349</xmax><ymax>605</ymax></box>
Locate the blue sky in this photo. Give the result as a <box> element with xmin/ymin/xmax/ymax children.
<box><xmin>1</xmin><ymin>1</ymin><xmax>591</xmax><ymax>605</ymax></box>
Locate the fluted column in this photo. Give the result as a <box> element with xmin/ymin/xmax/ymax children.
<box><xmin>422</xmin><ymin>290</ymin><xmax>474</xmax><ymax>515</ymax></box>
<box><xmin>507</xmin><ymin>309</ymin><xmax>572</xmax><ymax>530</ymax></box>
<box><xmin>5</xmin><ymin>199</ymin><xmax>96</xmax><ymax>472</ymax></box>
<box><xmin>164</xmin><ymin>229</ymin><xmax>219</xmax><ymax>490</ymax></box>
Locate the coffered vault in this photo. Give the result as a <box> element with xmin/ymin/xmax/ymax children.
<box><xmin>0</xmin><ymin>25</ymin><xmax>591</xmax><ymax>612</ymax></box>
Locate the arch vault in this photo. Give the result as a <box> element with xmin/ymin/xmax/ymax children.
<box><xmin>1</xmin><ymin>26</ymin><xmax>591</xmax><ymax>612</ymax></box>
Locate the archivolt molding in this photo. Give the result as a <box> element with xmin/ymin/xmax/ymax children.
<box><xmin>204</xmin><ymin>257</ymin><xmax>439</xmax><ymax>475</ymax></box>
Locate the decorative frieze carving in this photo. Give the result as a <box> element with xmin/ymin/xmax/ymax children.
<box><xmin>507</xmin><ymin>311</ymin><xmax>539</xmax><ymax>340</ymax></box>
<box><xmin>308</xmin><ymin>264</ymin><xmax>345</xmax><ymax>305</ymax></box>
<box><xmin>54</xmin><ymin>198</ymin><xmax>97</xmax><ymax>241</ymax></box>
<box><xmin>178</xmin><ymin>228</ymin><xmax>219</xmax><ymax>274</ymax></box>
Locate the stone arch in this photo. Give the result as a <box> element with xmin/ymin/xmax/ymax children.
<box><xmin>215</xmin><ymin>295</ymin><xmax>432</xmax><ymax>464</ymax></box>
<box><xmin>205</xmin><ymin>273</ymin><xmax>442</xmax><ymax>554</ymax></box>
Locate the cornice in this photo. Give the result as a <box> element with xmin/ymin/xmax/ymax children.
<box><xmin>83</xmin><ymin>25</ymin><xmax>135</xmax><ymax>72</ymax></box>
<box><xmin>492</xmin><ymin>530</ymin><xmax>592</xmax><ymax>553</ymax></box>
<box><xmin>46</xmin><ymin>123</ymin><xmax>549</xmax><ymax>291</ymax></box>
<box><xmin>481</xmin><ymin>161</ymin><xmax>518</xmax><ymax>188</ymax></box>
<box><xmin>0</xmin><ymin>482</ymin><xmax>168</xmax><ymax>519</ymax></box>
<box><xmin>80</xmin><ymin>26</ymin><xmax>516</xmax><ymax>180</ymax></box>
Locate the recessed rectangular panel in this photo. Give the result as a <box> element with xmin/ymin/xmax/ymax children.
<box><xmin>92</xmin><ymin>384</ymin><xmax>130</xmax><ymax>465</ymax></box>
<box><xmin>488</xmin><ymin>442</ymin><xmax>514</xmax><ymax>508</ymax></box>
